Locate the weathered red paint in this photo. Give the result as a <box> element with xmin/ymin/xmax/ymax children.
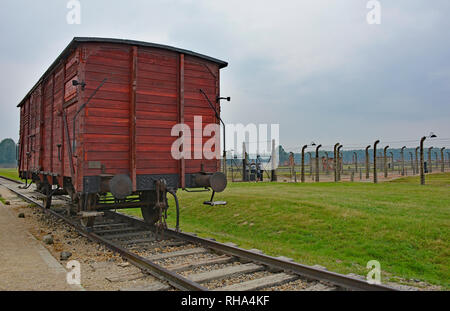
<box><xmin>18</xmin><ymin>38</ymin><xmax>227</xmax><ymax>194</ymax></box>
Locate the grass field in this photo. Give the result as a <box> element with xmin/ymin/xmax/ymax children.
<box><xmin>0</xmin><ymin>168</ymin><xmax>22</xmax><ymax>182</ymax></box>
<box><xmin>1</xmin><ymin>167</ymin><xmax>448</xmax><ymax>288</ymax></box>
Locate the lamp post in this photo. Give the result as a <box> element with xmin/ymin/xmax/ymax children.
<box><xmin>365</xmin><ymin>145</ymin><xmax>371</xmax><ymax>179</ymax></box>
<box><xmin>334</xmin><ymin>143</ymin><xmax>340</xmax><ymax>182</ymax></box>
<box><xmin>373</xmin><ymin>140</ymin><xmax>380</xmax><ymax>183</ymax></box>
<box><xmin>400</xmin><ymin>146</ymin><xmax>406</xmax><ymax>176</ymax></box>
<box><xmin>315</xmin><ymin>144</ymin><xmax>322</xmax><ymax>182</ymax></box>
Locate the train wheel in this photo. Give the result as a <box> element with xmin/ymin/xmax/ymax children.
<box><xmin>79</xmin><ymin>194</ymin><xmax>97</xmax><ymax>228</ymax></box>
<box><xmin>140</xmin><ymin>191</ymin><xmax>159</xmax><ymax>225</ymax></box>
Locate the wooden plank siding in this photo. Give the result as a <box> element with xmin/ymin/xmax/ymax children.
<box><xmin>83</xmin><ymin>43</ymin><xmax>132</xmax><ymax>177</ymax></box>
<box><xmin>135</xmin><ymin>46</ymin><xmax>179</xmax><ymax>176</ymax></box>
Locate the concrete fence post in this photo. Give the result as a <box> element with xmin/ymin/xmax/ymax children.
<box><xmin>384</xmin><ymin>146</ymin><xmax>389</xmax><ymax>179</ymax></box>
<box><xmin>373</xmin><ymin>140</ymin><xmax>380</xmax><ymax>183</ymax></box>
<box><xmin>365</xmin><ymin>145</ymin><xmax>371</xmax><ymax>179</ymax></box>
<box><xmin>315</xmin><ymin>144</ymin><xmax>322</xmax><ymax>182</ymax></box>
<box><xmin>334</xmin><ymin>143</ymin><xmax>340</xmax><ymax>182</ymax></box>
<box><xmin>242</xmin><ymin>142</ymin><xmax>247</xmax><ymax>181</ymax></box>
<box><xmin>400</xmin><ymin>146</ymin><xmax>406</xmax><ymax>176</ymax></box>
<box><xmin>301</xmin><ymin>145</ymin><xmax>307</xmax><ymax>183</ymax></box>
<box><xmin>289</xmin><ymin>152</ymin><xmax>294</xmax><ymax>180</ymax></box>
<box><xmin>271</xmin><ymin>139</ymin><xmax>277</xmax><ymax>182</ymax></box>
<box><xmin>420</xmin><ymin>137</ymin><xmax>426</xmax><ymax>185</ymax></box>
<box><xmin>440</xmin><ymin>147</ymin><xmax>445</xmax><ymax>173</ymax></box>
<box><xmin>337</xmin><ymin>145</ymin><xmax>343</xmax><ymax>181</ymax></box>
<box><xmin>389</xmin><ymin>151</ymin><xmax>394</xmax><ymax>172</ymax></box>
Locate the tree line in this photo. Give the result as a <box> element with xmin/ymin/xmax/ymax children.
<box><xmin>0</xmin><ymin>138</ymin><xmax>17</xmax><ymax>166</ymax></box>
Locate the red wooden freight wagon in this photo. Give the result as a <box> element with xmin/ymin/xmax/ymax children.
<box><xmin>17</xmin><ymin>37</ymin><xmax>228</xmax><ymax>227</ymax></box>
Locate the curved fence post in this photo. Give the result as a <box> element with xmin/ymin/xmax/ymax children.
<box><xmin>301</xmin><ymin>145</ymin><xmax>307</xmax><ymax>183</ymax></box>
<box><xmin>400</xmin><ymin>146</ymin><xmax>406</xmax><ymax>176</ymax></box>
<box><xmin>440</xmin><ymin>147</ymin><xmax>445</xmax><ymax>173</ymax></box>
<box><xmin>420</xmin><ymin>137</ymin><xmax>426</xmax><ymax>185</ymax></box>
<box><xmin>415</xmin><ymin>147</ymin><xmax>419</xmax><ymax>175</ymax></box>
<box><xmin>389</xmin><ymin>151</ymin><xmax>394</xmax><ymax>172</ymax></box>
<box><xmin>334</xmin><ymin>143</ymin><xmax>340</xmax><ymax>182</ymax></box>
<box><xmin>384</xmin><ymin>146</ymin><xmax>389</xmax><ymax>179</ymax></box>
<box><xmin>315</xmin><ymin>144</ymin><xmax>322</xmax><ymax>182</ymax></box>
<box><xmin>365</xmin><ymin>145</ymin><xmax>371</xmax><ymax>179</ymax></box>
<box><xmin>373</xmin><ymin>140</ymin><xmax>380</xmax><ymax>183</ymax></box>
<box><xmin>337</xmin><ymin>145</ymin><xmax>343</xmax><ymax>181</ymax></box>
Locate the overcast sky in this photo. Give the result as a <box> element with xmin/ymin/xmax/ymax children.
<box><xmin>1</xmin><ymin>0</ymin><xmax>449</xmax><ymax>152</ymax></box>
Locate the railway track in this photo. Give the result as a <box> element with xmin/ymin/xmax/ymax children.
<box><xmin>0</xmin><ymin>176</ymin><xmax>396</xmax><ymax>291</ymax></box>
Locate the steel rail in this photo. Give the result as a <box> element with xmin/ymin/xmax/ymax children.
<box><xmin>0</xmin><ymin>176</ymin><xmax>207</xmax><ymax>291</ymax></box>
<box><xmin>108</xmin><ymin>211</ymin><xmax>398</xmax><ymax>291</ymax></box>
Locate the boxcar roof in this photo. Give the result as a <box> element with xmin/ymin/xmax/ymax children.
<box><xmin>17</xmin><ymin>37</ymin><xmax>228</xmax><ymax>107</ymax></box>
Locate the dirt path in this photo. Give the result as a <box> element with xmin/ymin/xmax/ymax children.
<box><xmin>0</xmin><ymin>197</ymin><xmax>82</xmax><ymax>290</ymax></box>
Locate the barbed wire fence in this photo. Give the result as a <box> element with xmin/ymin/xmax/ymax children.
<box><xmin>221</xmin><ymin>137</ymin><xmax>450</xmax><ymax>184</ymax></box>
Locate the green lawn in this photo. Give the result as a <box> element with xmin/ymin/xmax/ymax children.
<box><xmin>0</xmin><ymin>168</ymin><xmax>22</xmax><ymax>182</ymax></box>
<box><xmin>1</xmin><ymin>168</ymin><xmax>448</xmax><ymax>288</ymax></box>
